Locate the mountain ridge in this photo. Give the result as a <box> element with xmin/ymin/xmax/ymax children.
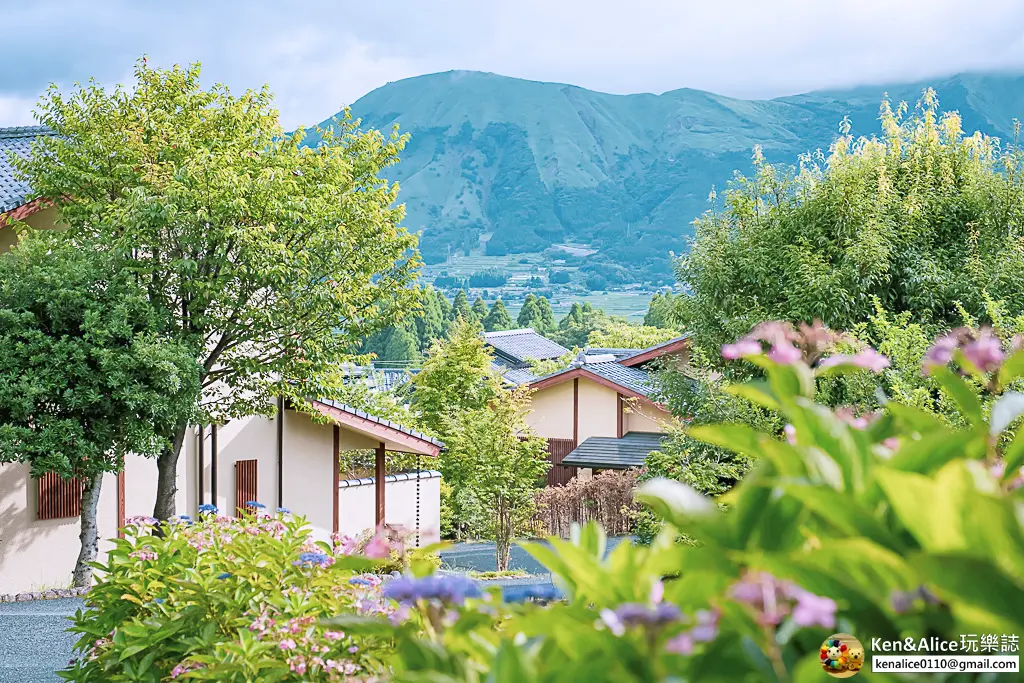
<box><xmin>308</xmin><ymin>69</ymin><xmax>1024</xmax><ymax>284</ymax></box>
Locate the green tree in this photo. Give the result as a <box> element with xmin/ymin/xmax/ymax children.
<box><xmin>451</xmin><ymin>290</ymin><xmax>472</xmax><ymax>322</ymax></box>
<box><xmin>452</xmin><ymin>386</ymin><xmax>550</xmax><ymax>570</ymax></box>
<box><xmin>20</xmin><ymin>60</ymin><xmax>419</xmax><ymax>519</ymax></box>
<box><xmin>677</xmin><ymin>91</ymin><xmax>1024</xmax><ymax>356</ymax></box>
<box><xmin>588</xmin><ymin>322</ymin><xmax>679</xmax><ymax>349</ymax></box>
<box><xmin>536</xmin><ymin>296</ymin><xmax>557</xmax><ymax>333</ymax></box>
<box><xmin>410</xmin><ymin>318</ymin><xmax>496</xmax><ymax>435</ymax></box>
<box><xmin>517</xmin><ymin>293</ymin><xmax>543</xmax><ymax>329</ymax></box>
<box><xmin>380</xmin><ymin>323</ymin><xmax>421</xmax><ymax>364</ymax></box>
<box><xmin>471</xmin><ymin>297</ymin><xmax>489</xmax><ymax>322</ymax></box>
<box><xmin>434</xmin><ymin>288</ymin><xmax>453</xmax><ymax>336</ymax></box>
<box><xmin>483</xmin><ymin>299</ymin><xmax>512</xmax><ymax>332</ymax></box>
<box><xmin>644</xmin><ymin>291</ymin><xmax>677</xmax><ymax>328</ymax></box>
<box><xmin>0</xmin><ymin>237</ymin><xmax>201</xmax><ymax>584</ymax></box>
<box><xmin>553</xmin><ymin>302</ymin><xmax>612</xmax><ymax>348</ymax></box>
<box><xmin>414</xmin><ymin>287</ymin><xmax>445</xmax><ymax>351</ymax></box>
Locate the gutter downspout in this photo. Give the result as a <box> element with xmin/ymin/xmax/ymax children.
<box><xmin>277</xmin><ymin>396</ymin><xmax>284</xmax><ymax>509</ymax></box>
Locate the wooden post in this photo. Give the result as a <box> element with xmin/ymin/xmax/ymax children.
<box><xmin>210</xmin><ymin>424</ymin><xmax>218</xmax><ymax>508</ymax></box>
<box><xmin>375</xmin><ymin>443</ymin><xmax>386</xmax><ymax>527</ymax></box>
<box><xmin>116</xmin><ymin>469</ymin><xmax>126</xmax><ymax>539</ymax></box>
<box><xmin>616</xmin><ymin>393</ymin><xmax>623</xmax><ymax>438</ymax></box>
<box><xmin>332</xmin><ymin>425</ymin><xmax>340</xmax><ymax>535</ymax></box>
<box><xmin>573</xmin><ymin>378</ymin><xmax>579</xmax><ymax>445</ymax></box>
<box><xmin>197</xmin><ymin>424</ymin><xmax>204</xmax><ymax>506</ymax></box>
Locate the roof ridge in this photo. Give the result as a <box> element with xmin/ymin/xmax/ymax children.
<box><xmin>0</xmin><ymin>125</ymin><xmax>55</xmax><ymax>140</ymax></box>
<box><xmin>483</xmin><ymin>327</ymin><xmax>539</xmax><ymax>338</ymax></box>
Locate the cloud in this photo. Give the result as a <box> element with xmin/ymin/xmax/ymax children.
<box><xmin>3</xmin><ymin>0</ymin><xmax>1024</xmax><ymax>128</ymax></box>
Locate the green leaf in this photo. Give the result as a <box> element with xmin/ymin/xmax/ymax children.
<box><xmin>686</xmin><ymin>423</ymin><xmax>766</xmax><ymax>458</ymax></box>
<box><xmin>887</xmin><ymin>427</ymin><xmax>985</xmax><ymax>474</ymax></box>
<box><xmin>486</xmin><ymin>642</ymin><xmax>531</xmax><ymax>683</ymax></box>
<box><xmin>1003</xmin><ymin>426</ymin><xmax>1024</xmax><ymax>477</ymax></box>
<box><xmin>725</xmin><ymin>380</ymin><xmax>780</xmax><ymax>411</ymax></box>
<box><xmin>914</xmin><ymin>554</ymin><xmax>1024</xmax><ymax>634</ymax></box>
<box><xmin>318</xmin><ymin>614</ymin><xmax>396</xmax><ymax>635</ymax></box>
<box><xmin>998</xmin><ymin>349</ymin><xmax>1024</xmax><ymax>387</ymax></box>
<box><xmin>929</xmin><ymin>366</ymin><xmax>984</xmax><ymax>426</ymax></box>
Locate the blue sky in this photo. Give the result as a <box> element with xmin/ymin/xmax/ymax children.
<box><xmin>3</xmin><ymin>0</ymin><xmax>1024</xmax><ymax>128</ymax></box>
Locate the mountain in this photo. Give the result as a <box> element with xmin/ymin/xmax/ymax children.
<box><xmin>307</xmin><ymin>70</ymin><xmax>1024</xmax><ymax>284</ymax></box>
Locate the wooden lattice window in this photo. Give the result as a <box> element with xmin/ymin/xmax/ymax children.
<box><xmin>234</xmin><ymin>459</ymin><xmax>258</xmax><ymax>516</ymax></box>
<box><xmin>545</xmin><ymin>438</ymin><xmax>578</xmax><ymax>487</ymax></box>
<box><xmin>37</xmin><ymin>472</ymin><xmax>83</xmax><ymax>521</ymax></box>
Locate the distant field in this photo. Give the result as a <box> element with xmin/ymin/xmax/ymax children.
<box><xmin>504</xmin><ymin>292</ymin><xmax>652</xmax><ymax>323</ymax></box>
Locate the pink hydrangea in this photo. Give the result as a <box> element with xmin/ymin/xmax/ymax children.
<box><xmin>129</xmin><ymin>547</ymin><xmax>157</xmax><ymax>562</ymax></box>
<box><xmin>721</xmin><ymin>339</ymin><xmax>762</xmax><ymax>360</ymax></box>
<box><xmin>767</xmin><ymin>342</ymin><xmax>802</xmax><ymax>365</ymax></box>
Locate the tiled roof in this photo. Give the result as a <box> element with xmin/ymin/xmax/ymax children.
<box><xmin>502</xmin><ymin>367</ymin><xmax>540</xmax><ymax>385</ymax></box>
<box><xmin>561</xmin><ymin>432</ymin><xmax>667</xmax><ymax>469</ymax></box>
<box><xmin>0</xmin><ymin>126</ymin><xmax>54</xmax><ymax>213</ymax></box>
<box><xmin>483</xmin><ymin>328</ymin><xmax>569</xmax><ymax>364</ymax></box>
<box><xmin>338</xmin><ymin>470</ymin><xmax>442</xmax><ymax>488</ymax></box>
<box><xmin>340</xmin><ymin>366</ymin><xmax>415</xmax><ymax>392</ymax></box>
<box><xmin>314</xmin><ymin>398</ymin><xmax>444</xmax><ymax>447</ymax></box>
<box><xmin>584</xmin><ymin>362</ymin><xmax>654</xmax><ymax>397</ymax></box>
<box><xmin>585</xmin><ymin>347</ymin><xmax>642</xmax><ymax>360</ymax></box>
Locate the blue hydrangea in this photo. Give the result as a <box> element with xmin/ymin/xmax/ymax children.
<box><xmin>217</xmin><ymin>572</ymin><xmax>232</xmax><ymax>580</ymax></box>
<box><xmin>245</xmin><ymin>501</ymin><xmax>266</xmax><ymax>509</ymax></box>
<box><xmin>276</xmin><ymin>507</ymin><xmax>291</xmax><ymax>514</ymax></box>
<box><xmin>383</xmin><ymin>574</ymin><xmax>482</xmax><ymax>606</ymax></box>
<box><xmin>293</xmin><ymin>552</ymin><xmax>332</xmax><ymax>568</ymax></box>
<box><xmin>349</xmin><ymin>576</ymin><xmax>373</xmax><ymax>586</ymax></box>
<box><xmin>501</xmin><ymin>583</ymin><xmax>563</xmax><ymax>603</ymax></box>
<box><xmin>198</xmin><ymin>504</ymin><xmax>218</xmax><ymax>514</ymax></box>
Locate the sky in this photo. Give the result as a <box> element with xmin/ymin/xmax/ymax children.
<box><xmin>3</xmin><ymin>0</ymin><xmax>1024</xmax><ymax>128</ymax></box>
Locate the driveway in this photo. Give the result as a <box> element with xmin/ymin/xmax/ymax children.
<box><xmin>0</xmin><ymin>598</ymin><xmax>82</xmax><ymax>683</ymax></box>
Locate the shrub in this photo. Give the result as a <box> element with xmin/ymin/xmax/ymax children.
<box><xmin>61</xmin><ymin>508</ymin><xmax>410</xmax><ymax>682</ymax></box>
<box><xmin>334</xmin><ymin>323</ymin><xmax>1024</xmax><ymax>681</ymax></box>
<box><xmin>532</xmin><ymin>469</ymin><xmax>639</xmax><ymax>538</ymax></box>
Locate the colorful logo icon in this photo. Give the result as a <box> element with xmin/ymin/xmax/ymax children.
<box><xmin>820</xmin><ymin>633</ymin><xmax>865</xmax><ymax>677</ymax></box>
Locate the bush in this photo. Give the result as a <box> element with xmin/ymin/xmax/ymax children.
<box><xmin>61</xmin><ymin>508</ymin><xmax>413</xmax><ymax>682</ymax></box>
<box><xmin>532</xmin><ymin>470</ymin><xmax>638</xmax><ymax>538</ymax></box>
<box><xmin>334</xmin><ymin>323</ymin><xmax>1024</xmax><ymax>681</ymax></box>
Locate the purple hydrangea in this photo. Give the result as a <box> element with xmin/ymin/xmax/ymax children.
<box><xmin>293</xmin><ymin>552</ymin><xmax>333</xmax><ymax>569</ymax></box>
<box><xmin>382</xmin><ymin>574</ymin><xmax>482</xmax><ymax>606</ymax></box>
<box><xmin>599</xmin><ymin>602</ymin><xmax>683</xmax><ymax>636</ymax></box>
<box><xmin>962</xmin><ymin>331</ymin><xmax>1005</xmax><ymax>373</ymax></box>
<box><xmin>729</xmin><ymin>571</ymin><xmax>836</xmax><ymax>629</ymax></box>
<box><xmin>666</xmin><ymin>609</ymin><xmax>720</xmax><ymax>655</ymax></box>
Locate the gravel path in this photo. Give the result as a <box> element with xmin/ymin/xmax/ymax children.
<box><xmin>0</xmin><ymin>598</ymin><xmax>82</xmax><ymax>683</ymax></box>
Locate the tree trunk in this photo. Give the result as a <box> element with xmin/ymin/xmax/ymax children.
<box><xmin>72</xmin><ymin>473</ymin><xmax>103</xmax><ymax>589</ymax></box>
<box><xmin>153</xmin><ymin>423</ymin><xmax>189</xmax><ymax>521</ymax></box>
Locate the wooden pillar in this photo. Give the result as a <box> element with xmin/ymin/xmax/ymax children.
<box><xmin>332</xmin><ymin>425</ymin><xmax>340</xmax><ymax>535</ymax></box>
<box><xmin>616</xmin><ymin>393</ymin><xmax>623</xmax><ymax>438</ymax></box>
<box><xmin>276</xmin><ymin>397</ymin><xmax>284</xmax><ymax>509</ymax></box>
<box><xmin>116</xmin><ymin>468</ymin><xmax>126</xmax><ymax>539</ymax></box>
<box><xmin>573</xmin><ymin>378</ymin><xmax>579</xmax><ymax>445</ymax></box>
<box><xmin>210</xmin><ymin>424</ymin><xmax>218</xmax><ymax>507</ymax></box>
<box><xmin>375</xmin><ymin>442</ymin><xmax>386</xmax><ymax>527</ymax></box>
<box><xmin>197</xmin><ymin>424</ymin><xmax>205</xmax><ymax>506</ymax></box>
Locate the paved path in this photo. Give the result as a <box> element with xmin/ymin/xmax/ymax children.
<box><xmin>0</xmin><ymin>598</ymin><xmax>82</xmax><ymax>683</ymax></box>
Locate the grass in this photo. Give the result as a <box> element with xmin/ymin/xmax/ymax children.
<box><xmin>467</xmin><ymin>569</ymin><xmax>530</xmax><ymax>580</ymax></box>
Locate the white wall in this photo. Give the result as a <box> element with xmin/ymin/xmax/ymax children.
<box><xmin>337</xmin><ymin>472</ymin><xmax>441</xmax><ymax>548</ymax></box>
<box><xmin>0</xmin><ymin>452</ymin><xmax>184</xmax><ymax>595</ymax></box>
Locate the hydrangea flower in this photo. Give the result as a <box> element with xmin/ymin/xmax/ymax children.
<box><xmin>217</xmin><ymin>572</ymin><xmax>232</xmax><ymax>580</ymax></box>
<box><xmin>276</xmin><ymin>507</ymin><xmax>291</xmax><ymax>514</ymax></box>
<box><xmin>293</xmin><ymin>552</ymin><xmax>334</xmax><ymax>569</ymax></box>
<box><xmin>383</xmin><ymin>574</ymin><xmax>482</xmax><ymax>606</ymax></box>
<box><xmin>198</xmin><ymin>503</ymin><xmax>218</xmax><ymax>514</ymax></box>
<box><xmin>922</xmin><ymin>327</ymin><xmax>1008</xmax><ymax>375</ymax></box>
<box><xmin>721</xmin><ymin>338</ymin><xmax>762</xmax><ymax>359</ymax></box>
<box><xmin>730</xmin><ymin>571</ymin><xmax>836</xmax><ymax>629</ymax></box>
<box><xmin>246</xmin><ymin>501</ymin><xmax>266</xmax><ymax>510</ymax></box>
<box><xmin>818</xmin><ymin>348</ymin><xmax>890</xmax><ymax>373</ymax></box>
<box><xmin>129</xmin><ymin>547</ymin><xmax>157</xmax><ymax>561</ymax></box>
<box><xmin>598</xmin><ymin>602</ymin><xmax>683</xmax><ymax>636</ymax></box>
<box><xmin>665</xmin><ymin>609</ymin><xmax>720</xmax><ymax>655</ymax></box>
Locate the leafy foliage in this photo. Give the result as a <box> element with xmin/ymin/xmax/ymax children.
<box><xmin>0</xmin><ymin>236</ymin><xmax>201</xmax><ymax>585</ymax></box>
<box><xmin>676</xmin><ymin>91</ymin><xmax>1024</xmax><ymax>356</ymax></box>
<box><xmin>20</xmin><ymin>59</ymin><xmax>420</xmax><ymax>518</ymax></box>
<box><xmin>61</xmin><ymin>510</ymin><xmax>416</xmax><ymax>682</ymax></box>
<box><xmin>336</xmin><ymin>331</ymin><xmax>1024</xmax><ymax>682</ymax></box>
<box><xmin>587</xmin><ymin>322</ymin><xmax>679</xmax><ymax>349</ymax></box>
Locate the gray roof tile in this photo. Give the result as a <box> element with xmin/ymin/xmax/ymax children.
<box><xmin>0</xmin><ymin>126</ymin><xmax>55</xmax><ymax>213</ymax></box>
<box><xmin>561</xmin><ymin>432</ymin><xmax>667</xmax><ymax>469</ymax></box>
<box><xmin>583</xmin><ymin>362</ymin><xmax>654</xmax><ymax>397</ymax></box>
<box><xmin>483</xmin><ymin>328</ymin><xmax>569</xmax><ymax>364</ymax></box>
<box><xmin>314</xmin><ymin>397</ymin><xmax>444</xmax><ymax>448</ymax></box>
